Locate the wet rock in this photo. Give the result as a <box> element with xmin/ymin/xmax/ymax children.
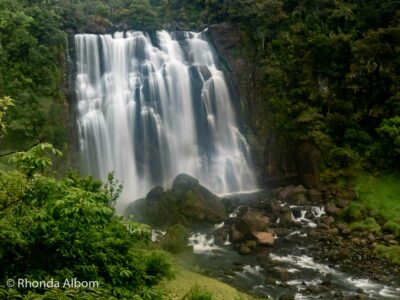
<box><xmin>235</xmin><ymin>208</ymin><xmax>270</xmax><ymax>236</ymax></box>
<box><xmin>337</xmin><ymin>199</ymin><xmax>350</xmax><ymax>208</ymax></box>
<box><xmin>238</xmin><ymin>240</ymin><xmax>257</xmax><ymax>255</ymax></box>
<box><xmin>321</xmin><ymin>215</ymin><xmax>335</xmax><ymax>226</ymax></box>
<box><xmin>325</xmin><ymin>202</ymin><xmax>341</xmax><ymax>216</ymax></box>
<box><xmin>230</xmin><ymin>224</ymin><xmax>244</xmax><ymax>242</ymax></box>
<box><xmin>275</xmin><ymin>267</ymin><xmax>289</xmax><ymax>281</ymax></box>
<box><xmin>223</xmin><ymin>270</ymin><xmax>235</xmax><ymax>277</ymax></box>
<box><xmin>278</xmin><ymin>292</ymin><xmax>296</xmax><ymax>300</ymax></box>
<box><xmin>342</xmin><ymin>227</ymin><xmax>352</xmax><ymax>236</ymax></box>
<box><xmin>279</xmin><ymin>185</ymin><xmax>307</xmax><ymax>203</ymax></box>
<box><xmin>265</xmin><ymin>276</ymin><xmax>276</xmax><ymax>285</ymax></box>
<box><xmin>308</xmin><ymin>188</ymin><xmax>323</xmax><ymax>202</ymax></box>
<box><xmin>280</xmin><ymin>210</ymin><xmax>295</xmax><ymax>227</ymax></box>
<box><xmin>328</xmin><ymin>228</ymin><xmax>339</xmax><ymax>235</ymax></box>
<box><xmin>253</xmin><ymin>231</ymin><xmax>275</xmax><ymax>246</ymax></box>
<box><xmin>213</xmin><ymin>227</ymin><xmax>229</xmax><ymax>246</ymax></box>
<box><xmin>265</xmin><ymin>200</ymin><xmax>282</xmax><ymax>214</ymax></box>
<box><xmin>291</xmin><ymin>207</ymin><xmax>302</xmax><ymax>218</ymax></box>
<box><xmin>274</xmin><ymin>227</ymin><xmax>292</xmax><ymax>237</ymax></box>
<box><xmin>238</xmin><ymin>244</ymin><xmax>252</xmax><ymax>255</ymax></box>
<box><xmin>305</xmin><ymin>211</ymin><xmax>315</xmax><ymax>220</ymax></box>
<box><xmin>384</xmin><ymin>234</ymin><xmax>395</xmax><ymax>241</ymax></box>
<box><xmin>318</xmin><ymin>223</ymin><xmax>330</xmax><ymax>230</ymax></box>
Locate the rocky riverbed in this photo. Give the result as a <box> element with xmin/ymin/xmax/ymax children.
<box><xmin>185</xmin><ymin>185</ymin><xmax>400</xmax><ymax>299</ymax></box>
<box><xmin>126</xmin><ymin>174</ymin><xmax>400</xmax><ymax>299</ymax></box>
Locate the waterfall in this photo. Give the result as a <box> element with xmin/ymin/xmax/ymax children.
<box><xmin>75</xmin><ymin>30</ymin><xmax>257</xmax><ymax>211</ymax></box>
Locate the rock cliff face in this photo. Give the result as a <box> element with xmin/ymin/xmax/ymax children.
<box><xmin>208</xmin><ymin>23</ymin><xmax>320</xmax><ymax>187</ymax></box>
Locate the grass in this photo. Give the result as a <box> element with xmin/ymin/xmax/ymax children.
<box><xmin>349</xmin><ymin>217</ymin><xmax>381</xmax><ymax>234</ymax></box>
<box><xmin>159</xmin><ymin>260</ymin><xmax>258</xmax><ymax>300</ymax></box>
<box><xmin>375</xmin><ymin>245</ymin><xmax>400</xmax><ymax>265</ymax></box>
<box><xmin>354</xmin><ymin>174</ymin><xmax>400</xmax><ymax>222</ymax></box>
<box><xmin>350</xmin><ymin>175</ymin><xmax>400</xmax><ymax>265</ymax></box>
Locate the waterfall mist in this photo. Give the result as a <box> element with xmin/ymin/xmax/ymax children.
<box><xmin>75</xmin><ymin>30</ymin><xmax>257</xmax><ymax>211</ymax></box>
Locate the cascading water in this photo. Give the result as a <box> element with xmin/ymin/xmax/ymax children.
<box><xmin>75</xmin><ymin>30</ymin><xmax>257</xmax><ymax>211</ymax></box>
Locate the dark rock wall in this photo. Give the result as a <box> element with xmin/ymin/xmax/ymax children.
<box><xmin>209</xmin><ymin>23</ymin><xmax>320</xmax><ymax>188</ymax></box>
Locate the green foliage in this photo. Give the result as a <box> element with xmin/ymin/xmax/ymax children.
<box><xmin>189</xmin><ymin>0</ymin><xmax>400</xmax><ymax>177</ymax></box>
<box><xmin>103</xmin><ymin>171</ymin><xmax>123</xmax><ymax>208</ymax></box>
<box><xmin>377</xmin><ymin>117</ymin><xmax>400</xmax><ymax>164</ymax></box>
<box><xmin>374</xmin><ymin>245</ymin><xmax>400</xmax><ymax>265</ymax></box>
<box><xmin>10</xmin><ymin>143</ymin><xmax>62</xmax><ymax>178</ymax></box>
<box><xmin>160</xmin><ymin>224</ymin><xmax>191</xmax><ymax>254</ymax></box>
<box><xmin>0</xmin><ymin>0</ymin><xmax>67</xmax><ymax>152</ymax></box>
<box><xmin>343</xmin><ymin>174</ymin><xmax>400</xmax><ymax>241</ymax></box>
<box><xmin>0</xmin><ymin>144</ymin><xmax>172</xmax><ymax>298</ymax></box>
<box><xmin>0</xmin><ymin>96</ymin><xmax>14</xmax><ymax>136</ymax></box>
<box><xmin>183</xmin><ymin>284</ymin><xmax>214</xmax><ymax>300</ymax></box>
<box><xmin>2</xmin><ymin>0</ymin><xmax>399</xmax><ymax>178</ymax></box>
<box><xmin>349</xmin><ymin>217</ymin><xmax>381</xmax><ymax>234</ymax></box>
<box><xmin>383</xmin><ymin>220</ymin><xmax>400</xmax><ymax>238</ymax></box>
<box><xmin>354</xmin><ymin>175</ymin><xmax>400</xmax><ymax>222</ymax></box>
<box><xmin>343</xmin><ymin>202</ymin><xmax>365</xmax><ymax>221</ymax></box>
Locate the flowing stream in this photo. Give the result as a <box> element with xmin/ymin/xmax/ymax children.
<box><xmin>75</xmin><ymin>30</ymin><xmax>256</xmax><ymax>211</ymax></box>
<box><xmin>180</xmin><ymin>192</ymin><xmax>400</xmax><ymax>299</ymax></box>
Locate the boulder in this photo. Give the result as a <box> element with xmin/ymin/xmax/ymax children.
<box><xmin>278</xmin><ymin>185</ymin><xmax>307</xmax><ymax>203</ymax></box>
<box><xmin>124</xmin><ymin>173</ymin><xmax>225</xmax><ymax>229</ymax></box>
<box><xmin>325</xmin><ymin>202</ymin><xmax>341</xmax><ymax>216</ymax></box>
<box><xmin>230</xmin><ymin>224</ymin><xmax>244</xmax><ymax>242</ymax></box>
<box><xmin>172</xmin><ymin>173</ymin><xmax>199</xmax><ymax>189</ymax></box>
<box><xmin>235</xmin><ymin>208</ymin><xmax>270</xmax><ymax>236</ymax></box>
<box><xmin>238</xmin><ymin>240</ymin><xmax>257</xmax><ymax>255</ymax></box>
<box><xmin>253</xmin><ymin>231</ymin><xmax>275</xmax><ymax>245</ymax></box>
<box><xmin>308</xmin><ymin>188</ymin><xmax>323</xmax><ymax>203</ymax></box>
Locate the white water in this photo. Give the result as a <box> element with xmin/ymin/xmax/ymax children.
<box><xmin>188</xmin><ymin>233</ymin><xmax>223</xmax><ymax>254</ymax></box>
<box><xmin>75</xmin><ymin>30</ymin><xmax>256</xmax><ymax>211</ymax></box>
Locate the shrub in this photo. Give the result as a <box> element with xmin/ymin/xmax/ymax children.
<box><xmin>383</xmin><ymin>220</ymin><xmax>400</xmax><ymax>237</ymax></box>
<box><xmin>375</xmin><ymin>245</ymin><xmax>400</xmax><ymax>265</ymax></box>
<box><xmin>349</xmin><ymin>217</ymin><xmax>381</xmax><ymax>234</ymax></box>
<box><xmin>343</xmin><ymin>202</ymin><xmax>366</xmax><ymax>221</ymax></box>
<box><xmin>183</xmin><ymin>284</ymin><xmax>214</xmax><ymax>300</ymax></box>
<box><xmin>0</xmin><ymin>144</ymin><xmax>172</xmax><ymax>298</ymax></box>
<box><xmin>160</xmin><ymin>224</ymin><xmax>191</xmax><ymax>254</ymax></box>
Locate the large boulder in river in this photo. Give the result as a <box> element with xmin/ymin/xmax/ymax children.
<box><xmin>277</xmin><ymin>184</ymin><xmax>307</xmax><ymax>204</ymax></box>
<box><xmin>230</xmin><ymin>207</ymin><xmax>275</xmax><ymax>246</ymax></box>
<box><xmin>235</xmin><ymin>208</ymin><xmax>270</xmax><ymax>236</ymax></box>
<box><xmin>124</xmin><ymin>173</ymin><xmax>225</xmax><ymax>230</ymax></box>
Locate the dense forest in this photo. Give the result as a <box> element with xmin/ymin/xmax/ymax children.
<box><xmin>1</xmin><ymin>0</ymin><xmax>399</xmax><ymax>175</ymax></box>
<box><xmin>1</xmin><ymin>0</ymin><xmax>400</xmax><ymax>299</ymax></box>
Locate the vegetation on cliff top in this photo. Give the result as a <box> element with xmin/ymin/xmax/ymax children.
<box><xmin>1</xmin><ymin>0</ymin><xmax>399</xmax><ymax>181</ymax></box>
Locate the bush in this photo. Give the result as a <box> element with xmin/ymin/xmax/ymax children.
<box><xmin>0</xmin><ymin>144</ymin><xmax>172</xmax><ymax>298</ymax></box>
<box><xmin>383</xmin><ymin>220</ymin><xmax>400</xmax><ymax>237</ymax></box>
<box><xmin>160</xmin><ymin>224</ymin><xmax>191</xmax><ymax>254</ymax></box>
<box><xmin>349</xmin><ymin>217</ymin><xmax>381</xmax><ymax>234</ymax></box>
<box><xmin>375</xmin><ymin>245</ymin><xmax>400</xmax><ymax>265</ymax></box>
<box><xmin>343</xmin><ymin>202</ymin><xmax>366</xmax><ymax>221</ymax></box>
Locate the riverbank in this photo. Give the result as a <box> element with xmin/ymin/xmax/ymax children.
<box><xmin>159</xmin><ymin>260</ymin><xmax>256</xmax><ymax>299</ymax></box>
